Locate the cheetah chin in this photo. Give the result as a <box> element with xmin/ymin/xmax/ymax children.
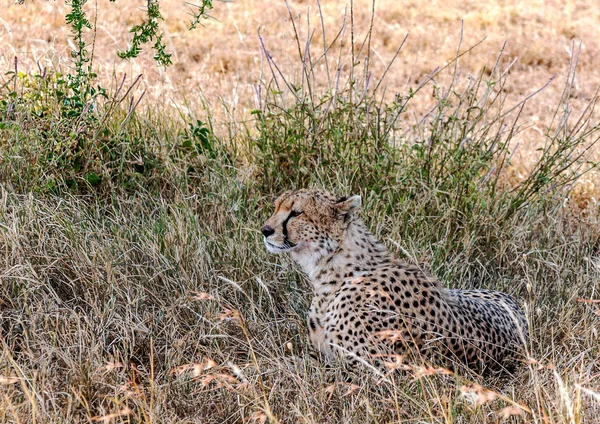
<box><xmin>261</xmin><ymin>189</ymin><xmax>529</xmax><ymax>374</ymax></box>
<box><xmin>264</xmin><ymin>239</ymin><xmax>297</xmax><ymax>253</ymax></box>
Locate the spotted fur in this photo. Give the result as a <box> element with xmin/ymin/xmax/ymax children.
<box><xmin>261</xmin><ymin>189</ymin><xmax>529</xmax><ymax>371</ymax></box>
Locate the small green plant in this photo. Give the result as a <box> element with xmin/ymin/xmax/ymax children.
<box><xmin>117</xmin><ymin>0</ymin><xmax>173</xmax><ymax>66</ymax></box>
<box><xmin>64</xmin><ymin>0</ymin><xmax>103</xmax><ymax>114</ymax></box>
<box><xmin>61</xmin><ymin>0</ymin><xmax>215</xmax><ymax>109</ymax></box>
<box><xmin>2</xmin><ymin>0</ymin><xmax>218</xmax><ymax>193</ymax></box>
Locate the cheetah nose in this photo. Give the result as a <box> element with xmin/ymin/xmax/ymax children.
<box><xmin>261</xmin><ymin>225</ymin><xmax>275</xmax><ymax>238</ymax></box>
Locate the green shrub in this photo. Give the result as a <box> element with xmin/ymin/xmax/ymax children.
<box><xmin>0</xmin><ymin>0</ymin><xmax>218</xmax><ymax>194</ymax></box>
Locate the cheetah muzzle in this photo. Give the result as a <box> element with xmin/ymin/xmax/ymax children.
<box><xmin>261</xmin><ymin>189</ymin><xmax>529</xmax><ymax>373</ymax></box>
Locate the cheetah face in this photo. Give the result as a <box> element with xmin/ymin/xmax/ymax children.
<box><xmin>261</xmin><ymin>189</ymin><xmax>361</xmax><ymax>266</ymax></box>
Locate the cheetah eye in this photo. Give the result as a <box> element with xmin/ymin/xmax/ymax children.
<box><xmin>289</xmin><ymin>210</ymin><xmax>303</xmax><ymax>218</ymax></box>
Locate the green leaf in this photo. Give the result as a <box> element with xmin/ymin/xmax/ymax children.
<box><xmin>85</xmin><ymin>172</ymin><xmax>101</xmax><ymax>186</ymax></box>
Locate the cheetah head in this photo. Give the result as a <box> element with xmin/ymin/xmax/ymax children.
<box><xmin>261</xmin><ymin>189</ymin><xmax>361</xmax><ymax>267</ymax></box>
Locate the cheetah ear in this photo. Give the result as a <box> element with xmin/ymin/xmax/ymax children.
<box><xmin>334</xmin><ymin>195</ymin><xmax>361</xmax><ymax>215</ymax></box>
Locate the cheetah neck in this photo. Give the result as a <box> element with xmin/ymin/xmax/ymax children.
<box><xmin>292</xmin><ymin>217</ymin><xmax>393</xmax><ymax>295</ymax></box>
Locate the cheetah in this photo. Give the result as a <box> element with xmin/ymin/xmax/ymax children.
<box><xmin>261</xmin><ymin>189</ymin><xmax>529</xmax><ymax>372</ymax></box>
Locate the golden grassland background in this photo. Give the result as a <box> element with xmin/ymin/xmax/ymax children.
<box><xmin>3</xmin><ymin>0</ymin><xmax>600</xmax><ymax>208</ymax></box>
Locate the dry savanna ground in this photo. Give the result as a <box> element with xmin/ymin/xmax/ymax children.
<box><xmin>1</xmin><ymin>0</ymin><xmax>600</xmax><ymax>423</ymax></box>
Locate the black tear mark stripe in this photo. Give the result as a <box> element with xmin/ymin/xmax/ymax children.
<box><xmin>282</xmin><ymin>212</ymin><xmax>292</xmax><ymax>238</ymax></box>
<box><xmin>282</xmin><ymin>211</ymin><xmax>297</xmax><ymax>247</ymax></box>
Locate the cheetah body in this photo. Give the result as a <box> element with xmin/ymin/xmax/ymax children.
<box><xmin>261</xmin><ymin>189</ymin><xmax>528</xmax><ymax>370</ymax></box>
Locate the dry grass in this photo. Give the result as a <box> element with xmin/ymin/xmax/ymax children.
<box><xmin>1</xmin><ymin>183</ymin><xmax>599</xmax><ymax>422</ymax></box>
<box><xmin>1</xmin><ymin>0</ymin><xmax>600</xmax><ymax>422</ymax></box>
